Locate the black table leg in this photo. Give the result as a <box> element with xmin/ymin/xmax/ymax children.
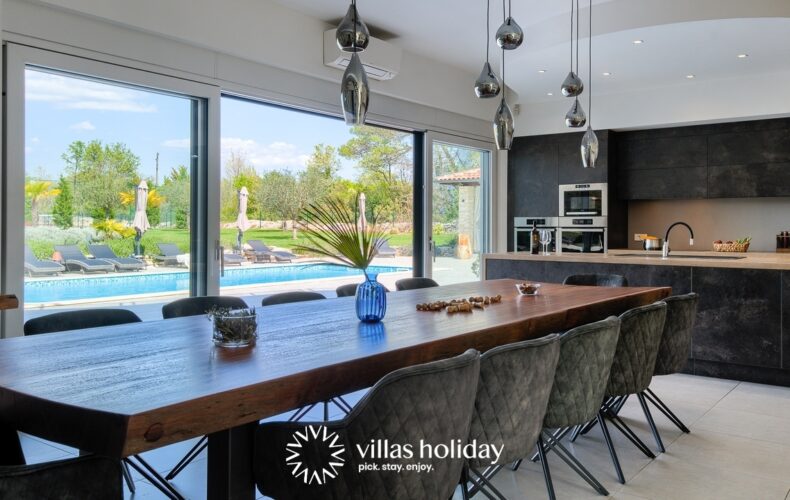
<box><xmin>207</xmin><ymin>422</ymin><xmax>257</xmax><ymax>500</ymax></box>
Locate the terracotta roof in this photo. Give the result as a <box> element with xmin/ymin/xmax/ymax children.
<box><xmin>435</xmin><ymin>168</ymin><xmax>481</xmax><ymax>185</ymax></box>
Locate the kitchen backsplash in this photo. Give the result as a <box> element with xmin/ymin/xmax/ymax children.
<box><xmin>627</xmin><ymin>197</ymin><xmax>790</xmax><ymax>252</ymax></box>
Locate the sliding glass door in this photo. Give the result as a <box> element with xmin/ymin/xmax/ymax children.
<box><xmin>2</xmin><ymin>45</ymin><xmax>220</xmax><ymax>335</ymax></box>
<box><xmin>424</xmin><ymin>133</ymin><xmax>494</xmax><ymax>284</ymax></box>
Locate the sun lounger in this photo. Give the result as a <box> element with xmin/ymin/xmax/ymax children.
<box><xmin>223</xmin><ymin>252</ymin><xmax>244</xmax><ymax>266</ymax></box>
<box><xmin>246</xmin><ymin>240</ymin><xmax>297</xmax><ymax>263</ymax></box>
<box><xmin>154</xmin><ymin>243</ymin><xmax>188</xmax><ymax>267</ymax></box>
<box><xmin>54</xmin><ymin>245</ymin><xmax>115</xmax><ymax>273</ymax></box>
<box><xmin>24</xmin><ymin>246</ymin><xmax>65</xmax><ymax>276</ymax></box>
<box><xmin>376</xmin><ymin>240</ymin><xmax>397</xmax><ymax>258</ymax></box>
<box><xmin>88</xmin><ymin>244</ymin><xmax>146</xmax><ymax>271</ymax></box>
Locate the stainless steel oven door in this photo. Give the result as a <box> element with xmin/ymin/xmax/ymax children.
<box><xmin>559</xmin><ymin>183</ymin><xmax>608</xmax><ymax>217</ymax></box>
<box><xmin>558</xmin><ymin>227</ymin><xmax>607</xmax><ymax>254</ymax></box>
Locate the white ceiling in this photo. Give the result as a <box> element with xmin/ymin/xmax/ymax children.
<box><xmin>274</xmin><ymin>0</ymin><xmax>790</xmax><ymax>105</ymax></box>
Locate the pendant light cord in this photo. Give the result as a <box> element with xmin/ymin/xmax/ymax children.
<box><xmin>575</xmin><ymin>0</ymin><xmax>580</xmax><ymax>75</ymax></box>
<box><xmin>502</xmin><ymin>0</ymin><xmax>506</xmax><ymax>100</ymax></box>
<box><xmin>588</xmin><ymin>0</ymin><xmax>592</xmax><ymax>122</ymax></box>
<box><xmin>485</xmin><ymin>0</ymin><xmax>490</xmax><ymax>63</ymax></box>
<box><xmin>569</xmin><ymin>0</ymin><xmax>574</xmax><ymax>71</ymax></box>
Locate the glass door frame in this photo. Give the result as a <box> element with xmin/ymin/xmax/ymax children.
<box><xmin>423</xmin><ymin>131</ymin><xmax>495</xmax><ymax>279</ymax></box>
<box><xmin>1</xmin><ymin>44</ymin><xmax>222</xmax><ymax>337</ymax></box>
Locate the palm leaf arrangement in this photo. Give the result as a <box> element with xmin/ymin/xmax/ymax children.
<box><xmin>295</xmin><ymin>196</ymin><xmax>388</xmax><ymax>276</ymax></box>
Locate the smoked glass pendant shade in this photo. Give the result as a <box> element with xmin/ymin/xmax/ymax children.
<box><xmin>341</xmin><ymin>52</ymin><xmax>369</xmax><ymax>125</ymax></box>
<box><xmin>336</xmin><ymin>4</ymin><xmax>370</xmax><ymax>52</ymax></box>
<box><xmin>565</xmin><ymin>98</ymin><xmax>587</xmax><ymax>128</ymax></box>
<box><xmin>581</xmin><ymin>125</ymin><xmax>599</xmax><ymax>168</ymax></box>
<box><xmin>474</xmin><ymin>62</ymin><xmax>501</xmax><ymax>98</ymax></box>
<box><xmin>493</xmin><ymin>98</ymin><xmax>514</xmax><ymax>151</ymax></box>
<box><xmin>495</xmin><ymin>17</ymin><xmax>524</xmax><ymax>50</ymax></box>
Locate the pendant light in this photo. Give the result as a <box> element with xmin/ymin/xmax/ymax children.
<box><xmin>495</xmin><ymin>0</ymin><xmax>523</xmax><ymax>50</ymax></box>
<box><xmin>474</xmin><ymin>0</ymin><xmax>501</xmax><ymax>98</ymax></box>
<box><xmin>565</xmin><ymin>97</ymin><xmax>586</xmax><ymax>128</ymax></box>
<box><xmin>561</xmin><ymin>0</ymin><xmax>584</xmax><ymax>97</ymax></box>
<box><xmin>493</xmin><ymin>49</ymin><xmax>514</xmax><ymax>150</ymax></box>
<box><xmin>581</xmin><ymin>0</ymin><xmax>599</xmax><ymax>168</ymax></box>
<box><xmin>339</xmin><ymin>0</ymin><xmax>369</xmax><ymax>125</ymax></box>
<box><xmin>336</xmin><ymin>0</ymin><xmax>369</xmax><ymax>52</ymax></box>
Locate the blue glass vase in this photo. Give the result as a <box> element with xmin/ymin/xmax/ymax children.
<box><xmin>356</xmin><ymin>272</ymin><xmax>387</xmax><ymax>322</ymax></box>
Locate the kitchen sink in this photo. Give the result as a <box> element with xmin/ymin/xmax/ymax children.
<box><xmin>615</xmin><ymin>253</ymin><xmax>746</xmax><ymax>260</ymax></box>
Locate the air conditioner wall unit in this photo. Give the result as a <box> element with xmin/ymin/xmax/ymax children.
<box><xmin>323</xmin><ymin>29</ymin><xmax>402</xmax><ymax>80</ymax></box>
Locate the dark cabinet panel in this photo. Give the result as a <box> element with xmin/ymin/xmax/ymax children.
<box><xmin>708</xmin><ymin>128</ymin><xmax>790</xmax><ymax>166</ymax></box>
<box><xmin>692</xmin><ymin>268</ymin><xmax>782</xmax><ymax>369</ymax></box>
<box><xmin>508</xmin><ymin>140</ymin><xmax>558</xmax><ymax>217</ymax></box>
<box><xmin>708</xmin><ymin>162</ymin><xmax>790</xmax><ymax>198</ymax></box>
<box><xmin>619</xmin><ymin>166</ymin><xmax>707</xmax><ymax>200</ymax></box>
<box><xmin>618</xmin><ymin>135</ymin><xmax>707</xmax><ymax>171</ymax></box>
<box><xmin>783</xmin><ymin>272</ymin><xmax>790</xmax><ymax>370</ymax></box>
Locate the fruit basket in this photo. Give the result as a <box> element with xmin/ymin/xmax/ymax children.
<box><xmin>713</xmin><ymin>237</ymin><xmax>750</xmax><ymax>253</ymax></box>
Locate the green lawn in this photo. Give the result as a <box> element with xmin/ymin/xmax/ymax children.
<box><xmin>27</xmin><ymin>227</ymin><xmax>455</xmax><ymax>259</ymax></box>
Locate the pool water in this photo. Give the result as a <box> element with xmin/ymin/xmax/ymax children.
<box><xmin>24</xmin><ymin>264</ymin><xmax>410</xmax><ymax>303</ymax></box>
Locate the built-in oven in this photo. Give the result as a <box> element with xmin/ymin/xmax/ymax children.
<box><xmin>513</xmin><ymin>217</ymin><xmax>558</xmax><ymax>253</ymax></box>
<box><xmin>559</xmin><ymin>183</ymin><xmax>608</xmax><ymax>217</ymax></box>
<box><xmin>558</xmin><ymin>218</ymin><xmax>607</xmax><ymax>254</ymax></box>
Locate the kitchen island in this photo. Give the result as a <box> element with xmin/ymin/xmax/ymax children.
<box><xmin>483</xmin><ymin>249</ymin><xmax>790</xmax><ymax>386</ymax></box>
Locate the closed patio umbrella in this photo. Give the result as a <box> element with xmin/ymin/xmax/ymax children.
<box><xmin>358</xmin><ymin>192</ymin><xmax>367</xmax><ymax>233</ymax></box>
<box><xmin>236</xmin><ymin>187</ymin><xmax>252</xmax><ymax>252</ymax></box>
<box><xmin>132</xmin><ymin>180</ymin><xmax>150</xmax><ymax>257</ymax></box>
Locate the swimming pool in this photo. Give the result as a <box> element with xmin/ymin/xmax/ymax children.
<box><xmin>24</xmin><ymin>264</ymin><xmax>410</xmax><ymax>303</ymax></box>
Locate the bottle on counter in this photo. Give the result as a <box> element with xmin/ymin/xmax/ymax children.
<box><xmin>531</xmin><ymin>221</ymin><xmax>539</xmax><ymax>255</ymax></box>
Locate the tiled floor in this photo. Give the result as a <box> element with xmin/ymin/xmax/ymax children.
<box><xmin>20</xmin><ymin>375</ymin><xmax>790</xmax><ymax>499</ymax></box>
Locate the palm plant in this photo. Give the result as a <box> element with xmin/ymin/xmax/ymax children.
<box><xmin>295</xmin><ymin>196</ymin><xmax>388</xmax><ymax>276</ymax></box>
<box><xmin>25</xmin><ymin>180</ymin><xmax>60</xmax><ymax>225</ymax></box>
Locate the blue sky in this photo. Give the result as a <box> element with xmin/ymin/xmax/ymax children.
<box><xmin>24</xmin><ymin>69</ymin><xmax>362</xmax><ymax>182</ymax></box>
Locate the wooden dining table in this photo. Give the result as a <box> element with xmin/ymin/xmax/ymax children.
<box><xmin>0</xmin><ymin>279</ymin><xmax>669</xmax><ymax>499</ymax></box>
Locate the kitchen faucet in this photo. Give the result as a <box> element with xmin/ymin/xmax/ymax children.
<box><xmin>663</xmin><ymin>222</ymin><xmax>694</xmax><ymax>258</ymax></box>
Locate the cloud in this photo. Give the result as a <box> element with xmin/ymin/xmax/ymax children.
<box><xmin>26</xmin><ymin>70</ymin><xmax>157</xmax><ymax>113</ymax></box>
<box><xmin>162</xmin><ymin>137</ymin><xmax>310</xmax><ymax>170</ymax></box>
<box><xmin>69</xmin><ymin>120</ymin><xmax>96</xmax><ymax>131</ymax></box>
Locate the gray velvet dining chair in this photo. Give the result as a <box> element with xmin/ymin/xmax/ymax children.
<box><xmin>465</xmin><ymin>334</ymin><xmax>560</xmax><ymax>500</ymax></box>
<box><xmin>513</xmin><ymin>316</ymin><xmax>621</xmax><ymax>497</ymax></box>
<box><xmin>260</xmin><ymin>291</ymin><xmax>326</xmax><ymax>306</ymax></box>
<box><xmin>254</xmin><ymin>349</ymin><xmax>480</xmax><ymax>500</ymax></box>
<box><xmin>563</xmin><ymin>274</ymin><xmax>629</xmax><ymax>287</ymax></box>
<box><xmin>336</xmin><ymin>283</ymin><xmax>390</xmax><ymax>297</ymax></box>
<box><xmin>0</xmin><ymin>445</ymin><xmax>122</xmax><ymax>500</ymax></box>
<box><xmin>572</xmin><ymin>301</ymin><xmax>668</xmax><ymax>481</ymax></box>
<box><xmin>22</xmin><ymin>309</ymin><xmax>184</xmax><ymax>500</ymax></box>
<box><xmin>162</xmin><ymin>295</ymin><xmax>248</xmax><ymax>319</ymax></box>
<box><xmin>394</xmin><ymin>277</ymin><xmax>439</xmax><ymax>291</ymax></box>
<box><xmin>646</xmin><ymin>293</ymin><xmax>699</xmax><ymax>433</ymax></box>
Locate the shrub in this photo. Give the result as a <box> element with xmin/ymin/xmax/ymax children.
<box><xmin>24</xmin><ymin>227</ymin><xmax>98</xmax><ymax>259</ymax></box>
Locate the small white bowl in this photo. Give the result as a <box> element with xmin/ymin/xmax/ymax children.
<box><xmin>516</xmin><ymin>283</ymin><xmax>541</xmax><ymax>296</ymax></box>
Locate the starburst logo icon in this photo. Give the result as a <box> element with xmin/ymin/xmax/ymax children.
<box><xmin>286</xmin><ymin>425</ymin><xmax>346</xmax><ymax>485</ymax></box>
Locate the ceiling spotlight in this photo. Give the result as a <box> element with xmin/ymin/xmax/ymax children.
<box><xmin>737</xmin><ymin>53</ymin><xmax>749</xmax><ymax>59</ymax></box>
<box><xmin>633</xmin><ymin>39</ymin><xmax>644</xmax><ymax>45</ymax></box>
<box><xmin>602</xmin><ymin>72</ymin><xmax>612</xmax><ymax>76</ymax></box>
<box><xmin>547</xmin><ymin>92</ymin><xmax>554</xmax><ymax>96</ymax></box>
<box><xmin>538</xmin><ymin>69</ymin><xmax>547</xmax><ymax>73</ymax></box>
<box><xmin>686</xmin><ymin>74</ymin><xmax>696</xmax><ymax>79</ymax></box>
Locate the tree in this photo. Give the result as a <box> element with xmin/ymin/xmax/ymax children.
<box><xmin>25</xmin><ymin>180</ymin><xmax>59</xmax><ymax>225</ymax></box>
<box><xmin>339</xmin><ymin>126</ymin><xmax>413</xmax><ymax>224</ymax></box>
<box><xmin>159</xmin><ymin>166</ymin><xmax>190</xmax><ymax>229</ymax></box>
<box><xmin>257</xmin><ymin>170</ymin><xmax>300</xmax><ymax>236</ymax></box>
<box><xmin>52</xmin><ymin>176</ymin><xmax>74</xmax><ymax>229</ymax></box>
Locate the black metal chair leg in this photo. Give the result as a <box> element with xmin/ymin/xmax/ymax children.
<box><xmin>121</xmin><ymin>460</ymin><xmax>135</xmax><ymax>493</ymax></box>
<box><xmin>333</xmin><ymin>396</ymin><xmax>354</xmax><ymax>414</ymax></box>
<box><xmin>543</xmin><ymin>431</ymin><xmax>609</xmax><ymax>496</ymax></box>
<box><xmin>125</xmin><ymin>456</ymin><xmax>184</xmax><ymax>500</ymax></box>
<box><xmin>459</xmin><ymin>466</ymin><xmax>471</xmax><ymax>500</ymax></box>
<box><xmin>469</xmin><ymin>467</ymin><xmax>508</xmax><ymax>500</ymax></box>
<box><xmin>597</xmin><ymin>411</ymin><xmax>625</xmax><ymax>484</ymax></box>
<box><xmin>466</xmin><ymin>470</ymin><xmax>499</xmax><ymax>500</ymax></box>
<box><xmin>638</xmin><ymin>392</ymin><xmax>665</xmax><ymax>453</ymax></box>
<box><xmin>165</xmin><ymin>435</ymin><xmax>207</xmax><ymax>480</ymax></box>
<box><xmin>288</xmin><ymin>402</ymin><xmax>317</xmax><ymax>421</ymax></box>
<box><xmin>604</xmin><ymin>409</ymin><xmax>656</xmax><ymax>459</ymax></box>
<box><xmin>536</xmin><ymin>435</ymin><xmax>557</xmax><ymax>500</ymax></box>
<box><xmin>530</xmin><ymin>427</ymin><xmax>571</xmax><ymax>462</ymax></box>
<box><xmin>578</xmin><ymin>396</ymin><xmax>623</xmax><ymax>439</ymax></box>
<box><xmin>645</xmin><ymin>387</ymin><xmax>690</xmax><ymax>433</ymax></box>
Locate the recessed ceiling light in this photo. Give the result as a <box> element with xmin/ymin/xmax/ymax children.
<box><xmin>737</xmin><ymin>53</ymin><xmax>749</xmax><ymax>59</ymax></box>
<box><xmin>547</xmin><ymin>92</ymin><xmax>554</xmax><ymax>96</ymax></box>
<box><xmin>686</xmin><ymin>74</ymin><xmax>696</xmax><ymax>79</ymax></box>
<box><xmin>633</xmin><ymin>39</ymin><xmax>644</xmax><ymax>45</ymax></box>
<box><xmin>538</xmin><ymin>69</ymin><xmax>547</xmax><ymax>73</ymax></box>
<box><xmin>602</xmin><ymin>72</ymin><xmax>612</xmax><ymax>76</ymax></box>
